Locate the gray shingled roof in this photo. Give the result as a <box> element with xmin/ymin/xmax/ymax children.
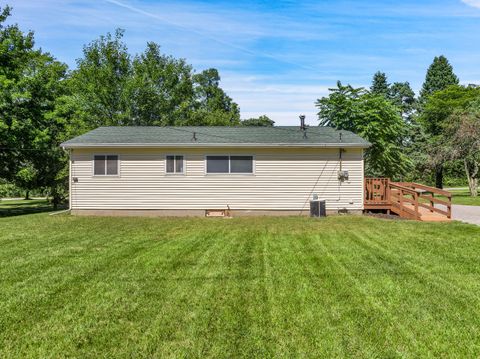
<box><xmin>61</xmin><ymin>126</ymin><xmax>370</xmax><ymax>148</ymax></box>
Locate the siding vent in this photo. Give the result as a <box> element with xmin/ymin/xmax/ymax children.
<box><xmin>205</xmin><ymin>209</ymin><xmax>227</xmax><ymax>217</ymax></box>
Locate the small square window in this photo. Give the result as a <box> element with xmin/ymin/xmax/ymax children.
<box><xmin>94</xmin><ymin>155</ymin><xmax>118</xmax><ymax>176</ymax></box>
<box><xmin>166</xmin><ymin>155</ymin><xmax>184</xmax><ymax>174</ymax></box>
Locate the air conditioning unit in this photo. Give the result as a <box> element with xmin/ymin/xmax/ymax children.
<box><xmin>310</xmin><ymin>199</ymin><xmax>326</xmax><ymax>217</ymax></box>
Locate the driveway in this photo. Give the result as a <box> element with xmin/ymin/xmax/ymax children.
<box><xmin>452</xmin><ymin>205</ymin><xmax>480</xmax><ymax>226</ymax></box>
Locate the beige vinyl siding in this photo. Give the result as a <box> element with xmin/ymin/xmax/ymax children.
<box><xmin>70</xmin><ymin>147</ymin><xmax>364</xmax><ymax>211</ymax></box>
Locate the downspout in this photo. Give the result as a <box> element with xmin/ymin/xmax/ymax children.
<box><xmin>68</xmin><ymin>148</ymin><xmax>72</xmax><ymax>211</ymax></box>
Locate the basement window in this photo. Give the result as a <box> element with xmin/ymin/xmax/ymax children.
<box><xmin>206</xmin><ymin>155</ymin><xmax>253</xmax><ymax>174</ymax></box>
<box><xmin>94</xmin><ymin>155</ymin><xmax>118</xmax><ymax>176</ymax></box>
<box><xmin>166</xmin><ymin>155</ymin><xmax>184</xmax><ymax>174</ymax></box>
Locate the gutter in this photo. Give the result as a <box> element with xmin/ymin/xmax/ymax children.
<box><xmin>60</xmin><ymin>142</ymin><xmax>371</xmax><ymax>149</ymax></box>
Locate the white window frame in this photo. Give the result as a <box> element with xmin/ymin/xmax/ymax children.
<box><xmin>92</xmin><ymin>154</ymin><xmax>120</xmax><ymax>177</ymax></box>
<box><xmin>204</xmin><ymin>154</ymin><xmax>255</xmax><ymax>175</ymax></box>
<box><xmin>165</xmin><ymin>154</ymin><xmax>186</xmax><ymax>175</ymax></box>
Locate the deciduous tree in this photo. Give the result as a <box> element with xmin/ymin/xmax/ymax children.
<box><xmin>241</xmin><ymin>115</ymin><xmax>274</xmax><ymax>126</ymax></box>
<box><xmin>316</xmin><ymin>81</ymin><xmax>411</xmax><ymax>178</ymax></box>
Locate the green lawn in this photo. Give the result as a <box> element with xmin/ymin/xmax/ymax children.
<box><xmin>1</xmin><ymin>210</ymin><xmax>480</xmax><ymax>357</ymax></box>
<box><xmin>0</xmin><ymin>199</ymin><xmax>59</xmax><ymax>217</ymax></box>
<box><xmin>448</xmin><ymin>189</ymin><xmax>480</xmax><ymax>206</ymax></box>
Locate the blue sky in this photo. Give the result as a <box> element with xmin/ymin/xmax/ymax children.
<box><xmin>8</xmin><ymin>0</ymin><xmax>480</xmax><ymax>125</ymax></box>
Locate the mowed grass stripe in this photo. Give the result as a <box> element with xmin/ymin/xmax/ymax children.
<box><xmin>1</xmin><ymin>214</ymin><xmax>480</xmax><ymax>357</ymax></box>
<box><xmin>322</xmin><ymin>223</ymin><xmax>480</xmax><ymax>357</ymax></box>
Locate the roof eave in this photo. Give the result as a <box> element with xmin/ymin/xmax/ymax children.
<box><xmin>61</xmin><ymin>142</ymin><xmax>371</xmax><ymax>149</ymax></box>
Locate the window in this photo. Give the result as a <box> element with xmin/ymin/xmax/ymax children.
<box><xmin>94</xmin><ymin>155</ymin><xmax>118</xmax><ymax>176</ymax></box>
<box><xmin>166</xmin><ymin>155</ymin><xmax>184</xmax><ymax>174</ymax></box>
<box><xmin>206</xmin><ymin>155</ymin><xmax>253</xmax><ymax>174</ymax></box>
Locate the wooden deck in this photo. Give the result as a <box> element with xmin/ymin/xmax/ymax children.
<box><xmin>364</xmin><ymin>178</ymin><xmax>452</xmax><ymax>222</ymax></box>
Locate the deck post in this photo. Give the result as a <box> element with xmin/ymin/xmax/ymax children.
<box><xmin>414</xmin><ymin>192</ymin><xmax>419</xmax><ymax>220</ymax></box>
<box><xmin>447</xmin><ymin>194</ymin><xmax>452</xmax><ymax>219</ymax></box>
<box><xmin>399</xmin><ymin>188</ymin><xmax>404</xmax><ymax>218</ymax></box>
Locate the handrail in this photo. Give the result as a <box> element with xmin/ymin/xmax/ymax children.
<box><xmin>394</xmin><ymin>182</ymin><xmax>452</xmax><ymax>198</ymax></box>
<box><xmin>389</xmin><ymin>183</ymin><xmax>417</xmax><ymax>196</ymax></box>
<box><xmin>364</xmin><ymin>178</ymin><xmax>452</xmax><ymax>220</ymax></box>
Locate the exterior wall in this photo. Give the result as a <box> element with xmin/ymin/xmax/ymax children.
<box><xmin>69</xmin><ymin>147</ymin><xmax>364</xmax><ymax>212</ymax></box>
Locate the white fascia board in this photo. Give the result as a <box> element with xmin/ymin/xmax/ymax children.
<box><xmin>61</xmin><ymin>142</ymin><xmax>371</xmax><ymax>149</ymax></box>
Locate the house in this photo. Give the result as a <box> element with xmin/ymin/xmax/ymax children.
<box><xmin>60</xmin><ymin>126</ymin><xmax>370</xmax><ymax>216</ymax></box>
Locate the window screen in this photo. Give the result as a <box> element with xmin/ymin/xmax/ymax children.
<box><xmin>166</xmin><ymin>155</ymin><xmax>175</xmax><ymax>173</ymax></box>
<box><xmin>206</xmin><ymin>156</ymin><xmax>229</xmax><ymax>173</ymax></box>
<box><xmin>94</xmin><ymin>155</ymin><xmax>106</xmax><ymax>175</ymax></box>
<box><xmin>230</xmin><ymin>156</ymin><xmax>253</xmax><ymax>173</ymax></box>
<box><xmin>94</xmin><ymin>155</ymin><xmax>118</xmax><ymax>176</ymax></box>
<box><xmin>176</xmin><ymin>156</ymin><xmax>184</xmax><ymax>173</ymax></box>
<box><xmin>106</xmin><ymin>155</ymin><xmax>118</xmax><ymax>175</ymax></box>
<box><xmin>166</xmin><ymin>155</ymin><xmax>184</xmax><ymax>174</ymax></box>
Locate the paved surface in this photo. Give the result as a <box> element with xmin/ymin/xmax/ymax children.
<box><xmin>452</xmin><ymin>205</ymin><xmax>480</xmax><ymax>226</ymax></box>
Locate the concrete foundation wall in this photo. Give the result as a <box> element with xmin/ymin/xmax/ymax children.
<box><xmin>71</xmin><ymin>209</ymin><xmax>363</xmax><ymax>217</ymax></box>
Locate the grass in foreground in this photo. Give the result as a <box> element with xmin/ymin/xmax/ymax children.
<box><xmin>0</xmin><ymin>213</ymin><xmax>479</xmax><ymax>357</ymax></box>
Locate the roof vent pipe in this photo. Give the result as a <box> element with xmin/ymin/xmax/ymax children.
<box><xmin>299</xmin><ymin>114</ymin><xmax>306</xmax><ymax>131</ymax></box>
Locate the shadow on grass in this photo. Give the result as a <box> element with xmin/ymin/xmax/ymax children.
<box><xmin>0</xmin><ymin>199</ymin><xmax>67</xmax><ymax>218</ymax></box>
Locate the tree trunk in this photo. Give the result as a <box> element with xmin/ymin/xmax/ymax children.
<box><xmin>465</xmin><ymin>159</ymin><xmax>479</xmax><ymax>197</ymax></box>
<box><xmin>435</xmin><ymin>164</ymin><xmax>443</xmax><ymax>189</ymax></box>
<box><xmin>25</xmin><ymin>190</ymin><xmax>29</xmax><ymax>200</ymax></box>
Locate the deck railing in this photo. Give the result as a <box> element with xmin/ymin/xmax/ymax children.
<box><xmin>364</xmin><ymin>178</ymin><xmax>452</xmax><ymax>220</ymax></box>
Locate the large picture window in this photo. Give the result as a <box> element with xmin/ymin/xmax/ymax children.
<box><xmin>206</xmin><ymin>155</ymin><xmax>253</xmax><ymax>174</ymax></box>
<box><xmin>94</xmin><ymin>155</ymin><xmax>118</xmax><ymax>176</ymax></box>
<box><xmin>166</xmin><ymin>155</ymin><xmax>184</xmax><ymax>174</ymax></box>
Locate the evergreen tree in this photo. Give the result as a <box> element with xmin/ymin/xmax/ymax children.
<box><xmin>389</xmin><ymin>82</ymin><xmax>416</xmax><ymax>119</ymax></box>
<box><xmin>419</xmin><ymin>56</ymin><xmax>459</xmax><ymax>104</ymax></box>
<box><xmin>370</xmin><ymin>71</ymin><xmax>389</xmax><ymax>97</ymax></box>
<box><xmin>419</xmin><ymin>56</ymin><xmax>459</xmax><ymax>188</ymax></box>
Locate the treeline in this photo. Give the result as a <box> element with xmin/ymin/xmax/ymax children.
<box><xmin>316</xmin><ymin>57</ymin><xmax>480</xmax><ymax>196</ymax></box>
<box><xmin>0</xmin><ymin>6</ymin><xmax>272</xmax><ymax>205</ymax></box>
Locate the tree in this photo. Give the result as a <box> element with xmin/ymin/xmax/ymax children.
<box><xmin>129</xmin><ymin>42</ymin><xmax>194</xmax><ymax>126</ymax></box>
<box><xmin>0</xmin><ymin>5</ymin><xmax>69</xmax><ymax>207</ymax></box>
<box><xmin>418</xmin><ymin>56</ymin><xmax>460</xmax><ymax>188</ymax></box>
<box><xmin>69</xmin><ymin>31</ymin><xmax>240</xmax><ymax>127</ymax></box>
<box><xmin>69</xmin><ymin>29</ymin><xmax>131</xmax><ymax>128</ymax></box>
<box><xmin>241</xmin><ymin>115</ymin><xmax>274</xmax><ymax>126</ymax></box>
<box><xmin>316</xmin><ymin>81</ymin><xmax>411</xmax><ymax>178</ymax></box>
<box><xmin>0</xmin><ymin>5</ymin><xmax>35</xmax><ymax>182</ymax></box>
<box><xmin>370</xmin><ymin>71</ymin><xmax>389</xmax><ymax>97</ymax></box>
<box><xmin>419</xmin><ymin>85</ymin><xmax>480</xmax><ymax>188</ymax></box>
<box><xmin>191</xmin><ymin>68</ymin><xmax>240</xmax><ymax>125</ymax></box>
<box><xmin>444</xmin><ymin>101</ymin><xmax>480</xmax><ymax>196</ymax></box>
<box><xmin>389</xmin><ymin>82</ymin><xmax>416</xmax><ymax>119</ymax></box>
<box><xmin>420</xmin><ymin>85</ymin><xmax>480</xmax><ymax>136</ymax></box>
<box><xmin>419</xmin><ymin>55</ymin><xmax>459</xmax><ymax>104</ymax></box>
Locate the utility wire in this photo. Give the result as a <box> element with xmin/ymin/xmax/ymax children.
<box><xmin>298</xmin><ymin>160</ymin><xmax>331</xmax><ymax>216</ymax></box>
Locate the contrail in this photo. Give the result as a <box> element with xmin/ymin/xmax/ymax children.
<box><xmin>104</xmin><ymin>0</ymin><xmax>318</xmax><ymax>72</ymax></box>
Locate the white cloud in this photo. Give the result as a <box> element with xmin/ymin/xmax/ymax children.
<box><xmin>461</xmin><ymin>0</ymin><xmax>480</xmax><ymax>9</ymax></box>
